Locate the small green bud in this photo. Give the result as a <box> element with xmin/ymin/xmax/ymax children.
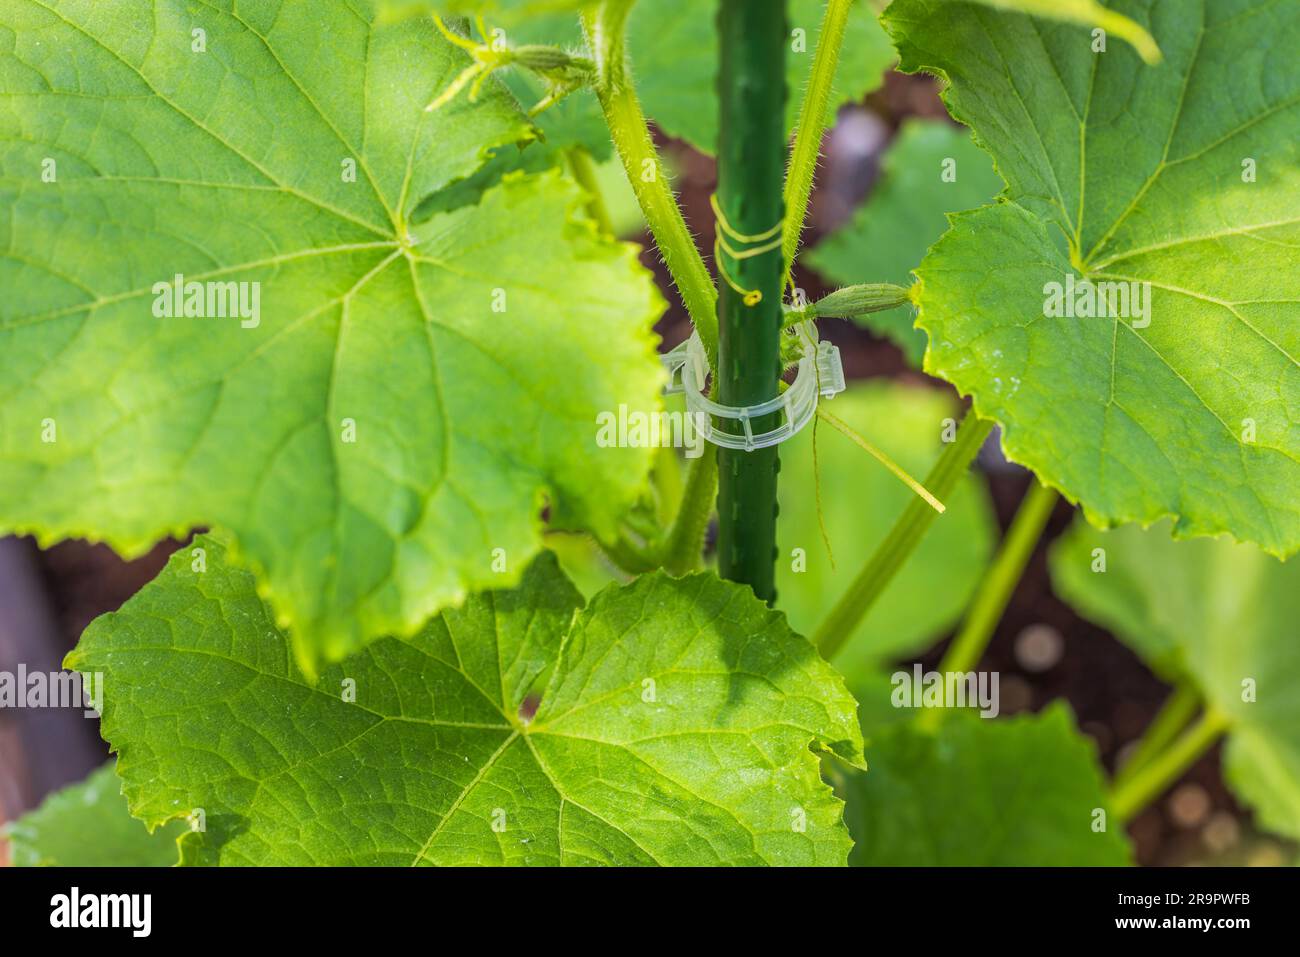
<box><xmin>807</xmin><ymin>283</ymin><xmax>910</xmax><ymax>319</ymax></box>
<box><xmin>513</xmin><ymin>45</ymin><xmax>594</xmax><ymax>78</ymax></box>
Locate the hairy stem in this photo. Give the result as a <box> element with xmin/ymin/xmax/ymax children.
<box><xmin>582</xmin><ymin>0</ymin><xmax>718</xmax><ymax>365</ymax></box>
<box><xmin>1112</xmin><ymin>683</ymin><xmax>1201</xmax><ymax>789</ymax></box>
<box><xmin>1108</xmin><ymin>709</ymin><xmax>1230</xmax><ymax>823</ymax></box>
<box><xmin>782</xmin><ymin>0</ymin><xmax>851</xmax><ymax>282</ymax></box>
<box><xmin>814</xmin><ymin>410</ymin><xmax>993</xmax><ymax>657</ymax></box>
<box><xmin>714</xmin><ymin>0</ymin><xmax>786</xmax><ymax>602</ymax></box>
<box><xmin>661</xmin><ymin>446</ymin><xmax>718</xmax><ymax>575</ymax></box>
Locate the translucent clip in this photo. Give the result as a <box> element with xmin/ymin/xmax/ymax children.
<box><xmin>660</xmin><ymin>321</ymin><xmax>844</xmax><ymax>451</ymax></box>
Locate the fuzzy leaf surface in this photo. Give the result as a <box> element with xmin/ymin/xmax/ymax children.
<box><xmin>957</xmin><ymin>0</ymin><xmax>1161</xmax><ymax>62</ymax></box>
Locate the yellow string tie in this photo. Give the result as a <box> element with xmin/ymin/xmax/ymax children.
<box><xmin>709</xmin><ymin>194</ymin><xmax>783</xmax><ymax>307</ymax></box>
<box><xmin>816</xmin><ymin>407</ymin><xmax>947</xmax><ymax>514</ymax></box>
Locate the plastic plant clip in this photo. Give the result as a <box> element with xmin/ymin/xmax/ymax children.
<box><xmin>661</xmin><ymin>321</ymin><xmax>844</xmax><ymax>451</ymax></box>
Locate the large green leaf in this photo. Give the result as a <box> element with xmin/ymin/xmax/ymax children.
<box><xmin>839</xmin><ymin>706</ymin><xmax>1132</xmax><ymax>865</ymax></box>
<box><xmin>886</xmin><ymin>0</ymin><xmax>1300</xmax><ymax>556</ymax></box>
<box><xmin>808</xmin><ymin>119</ymin><xmax>1004</xmax><ymax>366</ymax></box>
<box><xmin>1051</xmin><ymin>519</ymin><xmax>1300</xmax><ymax>841</ymax></box>
<box><xmin>776</xmin><ymin>381</ymin><xmax>997</xmax><ymax>679</ymax></box>
<box><xmin>5</xmin><ymin>763</ymin><xmax>184</xmax><ymax>867</ymax></box>
<box><xmin>0</xmin><ymin>0</ymin><xmax>665</xmax><ymax>669</ymax></box>
<box><xmin>958</xmin><ymin>0</ymin><xmax>1161</xmax><ymax>63</ymax></box>
<box><xmin>68</xmin><ymin>535</ymin><xmax>865</xmax><ymax>866</ymax></box>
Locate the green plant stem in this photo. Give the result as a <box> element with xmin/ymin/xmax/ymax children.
<box><xmin>650</xmin><ymin>444</ymin><xmax>685</xmax><ymax>527</ymax></box>
<box><xmin>814</xmin><ymin>410</ymin><xmax>993</xmax><ymax>657</ymax></box>
<box><xmin>1112</xmin><ymin>683</ymin><xmax>1201</xmax><ymax>789</ymax></box>
<box><xmin>565</xmin><ymin>145</ymin><xmax>615</xmax><ymax>235</ymax></box>
<box><xmin>714</xmin><ymin>0</ymin><xmax>786</xmax><ymax>603</ymax></box>
<box><xmin>939</xmin><ymin>481</ymin><xmax>1058</xmax><ymax>675</ymax></box>
<box><xmin>582</xmin><ymin>0</ymin><xmax>719</xmax><ymax>365</ymax></box>
<box><xmin>661</xmin><ymin>446</ymin><xmax>718</xmax><ymax>575</ymax></box>
<box><xmin>598</xmin><ymin>532</ymin><xmax>659</xmax><ymax>574</ymax></box>
<box><xmin>914</xmin><ymin>479</ymin><xmax>1057</xmax><ymax>732</ymax></box>
<box><xmin>782</xmin><ymin>0</ymin><xmax>851</xmax><ymax>282</ymax></box>
<box><xmin>1108</xmin><ymin>709</ymin><xmax>1231</xmax><ymax>823</ymax></box>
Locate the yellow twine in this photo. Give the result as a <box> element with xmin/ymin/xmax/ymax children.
<box><xmin>816</xmin><ymin>407</ymin><xmax>946</xmax><ymax>513</ymax></box>
<box><xmin>709</xmin><ymin>194</ymin><xmax>782</xmax><ymax>244</ymax></box>
<box><xmin>709</xmin><ymin>194</ymin><xmax>783</xmax><ymax>307</ymax></box>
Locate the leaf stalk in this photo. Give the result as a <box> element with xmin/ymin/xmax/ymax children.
<box><xmin>582</xmin><ymin>0</ymin><xmax>719</xmax><ymax>366</ymax></box>
<box><xmin>937</xmin><ymin>481</ymin><xmax>1058</xmax><ymax>675</ymax></box>
<box><xmin>1108</xmin><ymin>708</ymin><xmax>1230</xmax><ymax>823</ymax></box>
<box><xmin>782</xmin><ymin>0</ymin><xmax>852</xmax><ymax>284</ymax></box>
<box><xmin>1111</xmin><ymin>683</ymin><xmax>1201</xmax><ymax>789</ymax></box>
<box><xmin>814</xmin><ymin>409</ymin><xmax>993</xmax><ymax>657</ymax></box>
<box><xmin>660</xmin><ymin>446</ymin><xmax>719</xmax><ymax>575</ymax></box>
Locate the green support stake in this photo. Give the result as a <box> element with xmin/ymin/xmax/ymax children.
<box><xmin>714</xmin><ymin>0</ymin><xmax>786</xmax><ymax>603</ymax></box>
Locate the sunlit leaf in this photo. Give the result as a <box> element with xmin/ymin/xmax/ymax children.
<box><xmin>887</xmin><ymin>0</ymin><xmax>1300</xmax><ymax>556</ymax></box>
<box><xmin>0</xmin><ymin>1</ymin><xmax>665</xmax><ymax>669</ymax></box>
<box><xmin>69</xmin><ymin>536</ymin><xmax>866</xmax><ymax>865</ymax></box>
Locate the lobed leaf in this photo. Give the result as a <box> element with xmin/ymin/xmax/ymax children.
<box><xmin>68</xmin><ymin>535</ymin><xmax>865</xmax><ymax>865</ymax></box>
<box><xmin>0</xmin><ymin>0</ymin><xmax>666</xmax><ymax>669</ymax></box>
<box><xmin>886</xmin><ymin>0</ymin><xmax>1300</xmax><ymax>556</ymax></box>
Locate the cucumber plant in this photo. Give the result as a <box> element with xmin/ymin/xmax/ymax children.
<box><xmin>2</xmin><ymin>0</ymin><xmax>1297</xmax><ymax>866</ymax></box>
